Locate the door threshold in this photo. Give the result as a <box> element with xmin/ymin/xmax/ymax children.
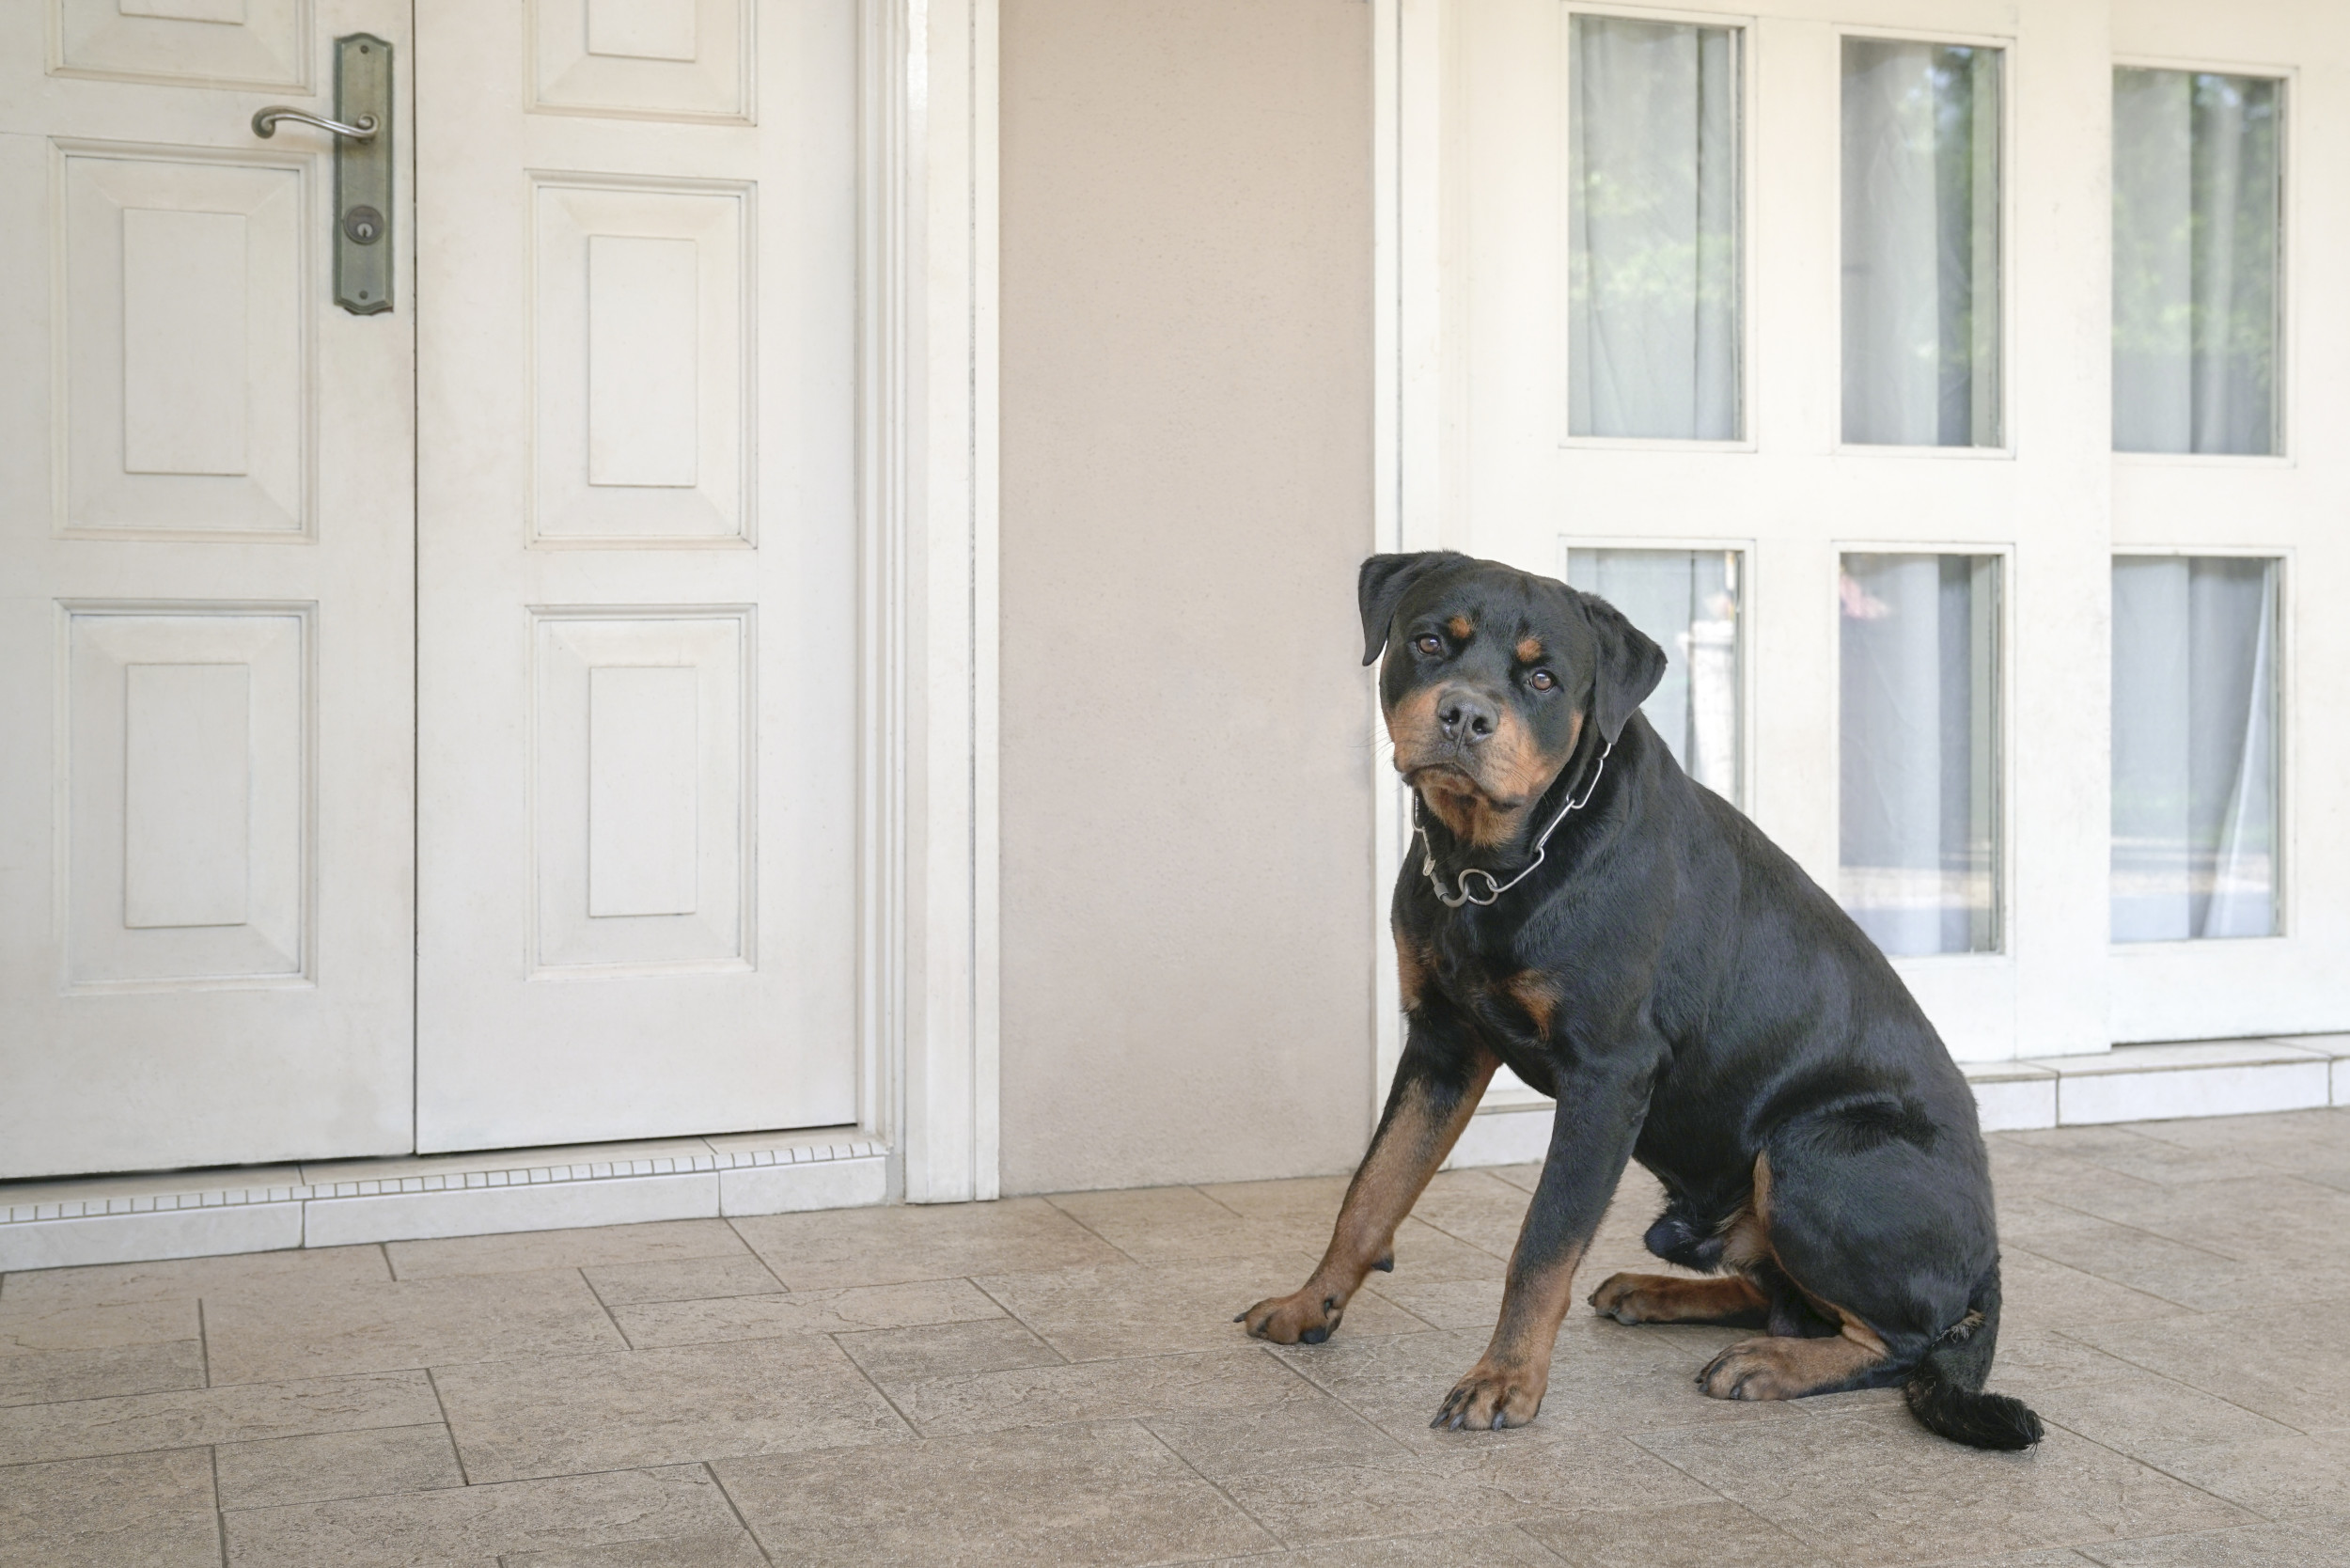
<box><xmin>1443</xmin><ymin>1034</ymin><xmax>2349</xmax><ymax>1166</ymax></box>
<box><xmin>0</xmin><ymin>1127</ymin><xmax>887</xmax><ymax>1273</ymax></box>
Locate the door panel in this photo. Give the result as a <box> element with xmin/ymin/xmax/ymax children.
<box><xmin>414</xmin><ymin>0</ymin><xmax>859</xmax><ymax>1150</ymax></box>
<box><xmin>0</xmin><ymin>2</ymin><xmax>416</xmax><ymax>1178</ymax></box>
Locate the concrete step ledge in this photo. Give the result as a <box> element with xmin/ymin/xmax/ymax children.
<box><xmin>0</xmin><ymin>1131</ymin><xmax>886</xmax><ymax>1272</ymax></box>
<box><xmin>1449</xmin><ymin>1033</ymin><xmax>2349</xmax><ymax>1167</ymax></box>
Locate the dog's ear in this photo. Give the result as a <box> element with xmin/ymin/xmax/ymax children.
<box><xmin>1578</xmin><ymin>590</ymin><xmax>1668</xmax><ymax>745</ymax></box>
<box><xmin>1357</xmin><ymin>552</ymin><xmax>1465</xmax><ymax>666</ymax></box>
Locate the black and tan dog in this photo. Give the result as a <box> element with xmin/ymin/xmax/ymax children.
<box><xmin>1239</xmin><ymin>551</ymin><xmax>2041</xmax><ymax>1450</ymax></box>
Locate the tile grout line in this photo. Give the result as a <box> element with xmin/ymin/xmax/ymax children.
<box><xmin>964</xmin><ymin>1276</ymin><xmax>1073</xmax><ymax>1364</ymax></box>
<box><xmin>1038</xmin><ymin>1194</ymin><xmax>1149</xmax><ymax>1264</ymax></box>
<box><xmin>583</xmin><ymin>1266</ymin><xmax>636</xmax><ymax>1350</ymax></box>
<box><xmin>1130</xmin><ymin>1414</ymin><xmax>1298</xmax><ymax>1553</ymax></box>
<box><xmin>701</xmin><ymin>1460</ymin><xmax>780</xmax><ymax>1566</ymax></box>
<box><xmin>2028</xmin><ymin>1411</ymin><xmax>2280</xmax><ymax>1533</ymax></box>
<box><xmin>209</xmin><ymin>1443</ymin><xmax>227</xmax><ymax>1568</ymax></box>
<box><xmin>197</xmin><ymin>1297</ymin><xmax>212</xmax><ymax>1388</ymax></box>
<box><xmin>2038</xmin><ymin>1318</ymin><xmax>2328</xmax><ymax>1442</ymax></box>
<box><xmin>423</xmin><ymin>1366</ymin><xmax>471</xmax><ymax>1486</ymax></box>
<box><xmin>833</xmin><ymin>1337</ymin><xmax>922</xmax><ymax>1435</ymax></box>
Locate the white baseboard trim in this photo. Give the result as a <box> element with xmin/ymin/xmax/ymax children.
<box><xmin>0</xmin><ymin>1131</ymin><xmax>886</xmax><ymax>1272</ymax></box>
<box><xmin>1444</xmin><ymin>1034</ymin><xmax>2349</xmax><ymax>1167</ymax></box>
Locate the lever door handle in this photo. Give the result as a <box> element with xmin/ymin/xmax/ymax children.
<box><xmin>251</xmin><ymin>107</ymin><xmax>379</xmax><ymax>141</ymax></box>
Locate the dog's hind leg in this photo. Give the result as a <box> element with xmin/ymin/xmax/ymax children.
<box><xmin>1697</xmin><ymin>1325</ymin><xmax>1891</xmax><ymax>1401</ymax></box>
<box><xmin>1589</xmin><ymin>1272</ymin><xmax>1767</xmax><ymax>1327</ymax></box>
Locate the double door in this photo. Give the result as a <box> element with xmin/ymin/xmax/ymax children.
<box><xmin>0</xmin><ymin>0</ymin><xmax>860</xmax><ymax>1179</ymax></box>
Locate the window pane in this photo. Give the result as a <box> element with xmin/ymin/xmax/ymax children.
<box><xmin>2111</xmin><ymin>557</ymin><xmax>2279</xmax><ymax>940</ymax></box>
<box><xmin>1569</xmin><ymin>15</ymin><xmax>1741</xmax><ymax>440</ymax></box>
<box><xmin>1566</xmin><ymin>548</ymin><xmax>1742</xmax><ymax>799</ymax></box>
<box><xmin>1841</xmin><ymin>39</ymin><xmax>2001</xmax><ymax>447</ymax></box>
<box><xmin>2113</xmin><ymin>71</ymin><xmax>2282</xmax><ymax>455</ymax></box>
<box><xmin>1839</xmin><ymin>554</ymin><xmax>1999</xmax><ymax>955</ymax></box>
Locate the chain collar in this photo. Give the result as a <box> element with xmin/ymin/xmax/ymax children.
<box><xmin>1412</xmin><ymin>739</ymin><xmax>1614</xmax><ymax>909</ymax></box>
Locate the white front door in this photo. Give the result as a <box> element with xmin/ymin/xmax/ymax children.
<box><xmin>411</xmin><ymin>0</ymin><xmax>861</xmax><ymax>1149</ymax></box>
<box><xmin>1</xmin><ymin>0</ymin><xmax>864</xmax><ymax>1178</ymax></box>
<box><xmin>0</xmin><ymin>2</ymin><xmax>417</xmax><ymax>1178</ymax></box>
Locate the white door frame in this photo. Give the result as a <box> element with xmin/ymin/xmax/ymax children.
<box><xmin>881</xmin><ymin>0</ymin><xmax>1001</xmax><ymax>1203</ymax></box>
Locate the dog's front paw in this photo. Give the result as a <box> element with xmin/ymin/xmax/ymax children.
<box><xmin>1235</xmin><ymin>1287</ymin><xmax>1345</xmax><ymax>1345</ymax></box>
<box><xmin>1430</xmin><ymin>1357</ymin><xmax>1545</xmax><ymax>1431</ymax></box>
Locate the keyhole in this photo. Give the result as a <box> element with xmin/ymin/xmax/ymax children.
<box><xmin>342</xmin><ymin>205</ymin><xmax>384</xmax><ymax>245</ymax></box>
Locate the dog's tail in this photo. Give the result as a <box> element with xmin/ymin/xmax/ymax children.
<box><xmin>1902</xmin><ymin>1262</ymin><xmax>2043</xmax><ymax>1451</ymax></box>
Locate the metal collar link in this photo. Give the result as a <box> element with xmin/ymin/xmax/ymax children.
<box><xmin>1413</xmin><ymin>740</ymin><xmax>1614</xmax><ymax>909</ymax></box>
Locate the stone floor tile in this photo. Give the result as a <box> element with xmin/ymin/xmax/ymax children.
<box><xmin>1484</xmin><ymin>1162</ymin><xmax>1548</xmax><ymax>1193</ymax></box>
<box><xmin>731</xmin><ymin>1195</ymin><xmax>1129</xmax><ymax>1289</ymax></box>
<box><xmin>432</xmin><ymin>1336</ymin><xmax>909</xmax><ymax>1481</ymax></box>
<box><xmin>1995</xmin><ymin>1194</ymin><xmax>2129</xmax><ymax>1247</ymax></box>
<box><xmin>1632</xmin><ymin>1406</ymin><xmax>2255</xmax><ymax>1563</ymax></box>
<box><xmin>2103</xmin><ymin>1107</ymin><xmax>2345</xmax><ymax>1159</ymax></box>
<box><xmin>0</xmin><ymin>1245</ymin><xmax>392</xmax><ymax>1310</ymax></box>
<box><xmin>0</xmin><ymin>1294</ymin><xmax>198</xmax><ymax>1355</ymax></box>
<box><xmin>2031</xmin><ymin>1372</ymin><xmax>2300</xmax><ymax>1455</ymax></box>
<box><xmin>1519</xmin><ymin>1498</ymin><xmax>1830</xmax><ymax>1567</ymax></box>
<box><xmin>1046</xmin><ymin>1184</ymin><xmax>1325</xmax><ymax>1262</ymax></box>
<box><xmin>581</xmin><ymin>1256</ymin><xmax>783</xmax><ymax>1308</ymax></box>
<box><xmin>213</xmin><ymin>1422</ymin><xmax>463</xmax><ymax>1509</ymax></box>
<box><xmin>2010</xmin><ymin>1226</ymin><xmax>2288</xmax><ymax>1313</ymax></box>
<box><xmin>1988</xmin><ymin>1326</ymin><xmax>2177</xmax><ymax>1400</ymax></box>
<box><xmin>1984</xmin><ymin>1143</ymin><xmax>2170</xmax><ymax>1209</ymax></box>
<box><xmin>222</xmin><ymin>1462</ymin><xmax>736</xmax><ymax>1568</ymax></box>
<box><xmin>613</xmin><ymin>1277</ymin><xmax>1002</xmax><ymax>1348</ymax></box>
<box><xmin>2072</xmin><ymin>1518</ymin><xmax>2350</xmax><ymax>1568</ymax></box>
<box><xmin>386</xmin><ymin>1220</ymin><xmax>749</xmax><ymax>1281</ymax></box>
<box><xmin>1404</xmin><ymin>1170</ymin><xmax>1544</xmax><ymax>1258</ymax></box>
<box><xmin>1358</xmin><ymin>1275</ymin><xmax>1504</xmax><ymax>1330</ymax></box>
<box><xmin>836</xmin><ymin>1316</ymin><xmax>1061</xmax><ymax>1386</ymax></box>
<box><xmin>1999</xmin><ymin>1248</ymin><xmax>2197</xmax><ymax>1328</ymax></box>
<box><xmin>201</xmin><ymin>1267</ymin><xmax>624</xmax><ymax>1384</ymax></box>
<box><xmin>975</xmin><ymin>1253</ymin><xmax>1431</xmax><ymax>1364</ymax></box>
<box><xmin>0</xmin><ymin>1370</ymin><xmax>440</xmax><ymax>1466</ymax></box>
<box><xmin>1186</xmin><ymin>1528</ymin><xmax>1568</xmax><ymax>1567</ymax></box>
<box><xmin>502</xmin><ymin>1533</ymin><xmax>768</xmax><ymax>1567</ymax></box>
<box><xmin>2128</xmin><ymin>1431</ymin><xmax>2350</xmax><ymax>1521</ymax></box>
<box><xmin>890</xmin><ymin>1345</ymin><xmax>1321</xmax><ymax>1436</ymax></box>
<box><xmin>1141</xmin><ymin>1390</ymin><xmax>1412</xmax><ymax>1476</ymax></box>
<box><xmin>0</xmin><ymin>1340</ymin><xmax>205</xmax><ymax>1408</ymax></box>
<box><xmin>1214</xmin><ymin>1431</ymin><xmax>1716</xmax><ymax>1544</ymax></box>
<box><xmin>0</xmin><ymin>1447</ymin><xmax>221</xmax><ymax>1568</ymax></box>
<box><xmin>2063</xmin><ymin>1310</ymin><xmax>2350</xmax><ymax>1433</ymax></box>
<box><xmin>1998</xmin><ymin>1127</ymin><xmax>2280</xmax><ymax>1188</ymax></box>
<box><xmin>1192</xmin><ymin>1175</ymin><xmax>1353</xmax><ymax>1223</ymax></box>
<box><xmin>2040</xmin><ymin>1178</ymin><xmax>2350</xmax><ymax>1267</ymax></box>
<box><xmin>715</xmin><ymin>1419</ymin><xmax>1276</xmax><ymax>1567</ymax></box>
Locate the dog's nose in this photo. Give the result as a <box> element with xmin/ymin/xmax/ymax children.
<box><xmin>1437</xmin><ymin>692</ymin><xmax>1497</xmax><ymax>745</ymax></box>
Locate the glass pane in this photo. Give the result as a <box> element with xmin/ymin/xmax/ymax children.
<box><xmin>1841</xmin><ymin>39</ymin><xmax>2002</xmax><ymax>447</ymax></box>
<box><xmin>1569</xmin><ymin>15</ymin><xmax>1741</xmax><ymax>440</ymax></box>
<box><xmin>1839</xmin><ymin>554</ymin><xmax>1999</xmax><ymax>955</ymax></box>
<box><xmin>2111</xmin><ymin>557</ymin><xmax>2279</xmax><ymax>940</ymax></box>
<box><xmin>2113</xmin><ymin>70</ymin><xmax>2282</xmax><ymax>455</ymax></box>
<box><xmin>1566</xmin><ymin>548</ymin><xmax>1742</xmax><ymax>799</ymax></box>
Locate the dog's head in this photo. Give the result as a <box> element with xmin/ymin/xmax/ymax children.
<box><xmin>1360</xmin><ymin>552</ymin><xmax>1666</xmax><ymax>847</ymax></box>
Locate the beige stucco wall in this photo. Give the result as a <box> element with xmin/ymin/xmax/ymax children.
<box><xmin>996</xmin><ymin>0</ymin><xmax>1377</xmax><ymax>1194</ymax></box>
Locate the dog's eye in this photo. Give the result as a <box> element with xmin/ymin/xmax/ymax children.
<box><xmin>1528</xmin><ymin>669</ymin><xmax>1557</xmax><ymax>691</ymax></box>
<box><xmin>1414</xmin><ymin>635</ymin><xmax>1444</xmax><ymax>656</ymax></box>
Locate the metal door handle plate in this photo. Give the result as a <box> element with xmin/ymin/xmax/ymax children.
<box><xmin>251</xmin><ymin>107</ymin><xmax>379</xmax><ymax>141</ymax></box>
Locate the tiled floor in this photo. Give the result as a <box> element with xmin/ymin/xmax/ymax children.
<box><xmin>4</xmin><ymin>1110</ymin><xmax>2347</xmax><ymax>1567</ymax></box>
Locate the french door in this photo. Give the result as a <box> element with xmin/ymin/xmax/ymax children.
<box><xmin>0</xmin><ymin>0</ymin><xmax>860</xmax><ymax>1180</ymax></box>
<box><xmin>1388</xmin><ymin>0</ymin><xmax>2347</xmax><ymax>1088</ymax></box>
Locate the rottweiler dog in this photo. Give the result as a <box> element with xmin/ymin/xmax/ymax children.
<box><xmin>1239</xmin><ymin>551</ymin><xmax>2041</xmax><ymax>1450</ymax></box>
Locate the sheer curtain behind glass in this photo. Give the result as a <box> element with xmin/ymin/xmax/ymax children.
<box><xmin>1839</xmin><ymin>555</ymin><xmax>1999</xmax><ymax>956</ymax></box>
<box><xmin>2111</xmin><ymin>557</ymin><xmax>2278</xmax><ymax>940</ymax></box>
<box><xmin>1569</xmin><ymin>15</ymin><xmax>1739</xmax><ymax>439</ymax></box>
<box><xmin>2113</xmin><ymin>70</ymin><xmax>2281</xmax><ymax>454</ymax></box>
<box><xmin>1566</xmin><ymin>549</ymin><xmax>1741</xmax><ymax>799</ymax></box>
<box><xmin>1841</xmin><ymin>40</ymin><xmax>2000</xmax><ymax>447</ymax></box>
